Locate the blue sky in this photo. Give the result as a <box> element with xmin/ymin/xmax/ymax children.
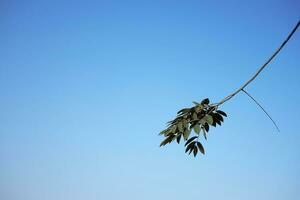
<box><xmin>0</xmin><ymin>1</ymin><xmax>300</xmax><ymax>200</ymax></box>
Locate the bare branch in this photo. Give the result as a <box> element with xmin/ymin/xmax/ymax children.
<box><xmin>242</xmin><ymin>89</ymin><xmax>280</xmax><ymax>132</ymax></box>
<box><xmin>216</xmin><ymin>20</ymin><xmax>300</xmax><ymax>106</ymax></box>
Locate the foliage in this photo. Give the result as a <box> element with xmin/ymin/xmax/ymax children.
<box><xmin>159</xmin><ymin>98</ymin><xmax>227</xmax><ymax>157</ymax></box>
<box><xmin>159</xmin><ymin>21</ymin><xmax>300</xmax><ymax>158</ymax></box>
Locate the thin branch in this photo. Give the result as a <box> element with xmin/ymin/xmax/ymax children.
<box><xmin>216</xmin><ymin>20</ymin><xmax>300</xmax><ymax>106</ymax></box>
<box><xmin>242</xmin><ymin>89</ymin><xmax>280</xmax><ymax>132</ymax></box>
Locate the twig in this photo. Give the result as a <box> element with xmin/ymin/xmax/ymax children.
<box><xmin>216</xmin><ymin>20</ymin><xmax>300</xmax><ymax>106</ymax></box>
<box><xmin>242</xmin><ymin>89</ymin><xmax>280</xmax><ymax>132</ymax></box>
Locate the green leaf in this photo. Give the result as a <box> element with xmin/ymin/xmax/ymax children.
<box><xmin>193</xmin><ymin>124</ymin><xmax>200</xmax><ymax>134</ymax></box>
<box><xmin>192</xmin><ymin>112</ymin><xmax>198</xmax><ymax>120</ymax></box>
<box><xmin>204</xmin><ymin>114</ymin><xmax>214</xmax><ymax>125</ymax></box>
<box><xmin>199</xmin><ymin>118</ymin><xmax>206</xmax><ymax>125</ymax></box>
<box><xmin>160</xmin><ymin>135</ymin><xmax>175</xmax><ymax>147</ymax></box>
<box><xmin>159</xmin><ymin>128</ymin><xmax>172</xmax><ymax>136</ymax></box>
<box><xmin>192</xmin><ymin>101</ymin><xmax>200</xmax><ymax>105</ymax></box>
<box><xmin>182</xmin><ymin>119</ymin><xmax>188</xmax><ymax>128</ymax></box>
<box><xmin>195</xmin><ymin>104</ymin><xmax>204</xmax><ymax>113</ymax></box>
<box><xmin>178</xmin><ymin>121</ymin><xmax>184</xmax><ymax>132</ymax></box>
<box><xmin>197</xmin><ymin>141</ymin><xmax>205</xmax><ymax>154</ymax></box>
<box><xmin>177</xmin><ymin>108</ymin><xmax>190</xmax><ymax>114</ymax></box>
<box><xmin>183</xmin><ymin>129</ymin><xmax>191</xmax><ymax>140</ymax></box>
<box><xmin>159</xmin><ymin>129</ymin><xmax>168</xmax><ymax>135</ymax></box>
<box><xmin>171</xmin><ymin>125</ymin><xmax>177</xmax><ymax>133</ymax></box>
<box><xmin>185</xmin><ymin>136</ymin><xmax>198</xmax><ymax>146</ymax></box>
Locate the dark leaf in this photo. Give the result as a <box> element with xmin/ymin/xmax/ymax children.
<box><xmin>177</xmin><ymin>108</ymin><xmax>190</xmax><ymax>114</ymax></box>
<box><xmin>216</xmin><ymin>110</ymin><xmax>227</xmax><ymax>117</ymax></box>
<box><xmin>215</xmin><ymin>119</ymin><xmax>222</xmax><ymax>126</ymax></box>
<box><xmin>185</xmin><ymin>142</ymin><xmax>195</xmax><ymax>153</ymax></box>
<box><xmin>211</xmin><ymin>121</ymin><xmax>217</xmax><ymax>127</ymax></box>
<box><xmin>176</xmin><ymin>134</ymin><xmax>181</xmax><ymax>144</ymax></box>
<box><xmin>193</xmin><ymin>146</ymin><xmax>198</xmax><ymax>157</ymax></box>
<box><xmin>202</xmin><ymin>128</ymin><xmax>207</xmax><ymax>140</ymax></box>
<box><xmin>204</xmin><ymin>123</ymin><xmax>209</xmax><ymax>132</ymax></box>
<box><xmin>185</xmin><ymin>146</ymin><xmax>191</xmax><ymax>153</ymax></box>
<box><xmin>197</xmin><ymin>142</ymin><xmax>205</xmax><ymax>155</ymax></box>
<box><xmin>214</xmin><ymin>113</ymin><xmax>224</xmax><ymax>122</ymax></box>
<box><xmin>185</xmin><ymin>141</ymin><xmax>196</xmax><ymax>154</ymax></box>
<box><xmin>201</xmin><ymin>98</ymin><xmax>210</xmax><ymax>105</ymax></box>
<box><xmin>188</xmin><ymin>146</ymin><xmax>194</xmax><ymax>155</ymax></box>
<box><xmin>185</xmin><ymin>136</ymin><xmax>198</xmax><ymax>146</ymax></box>
<box><xmin>190</xmin><ymin>122</ymin><xmax>197</xmax><ymax>129</ymax></box>
<box><xmin>160</xmin><ymin>135</ymin><xmax>175</xmax><ymax>147</ymax></box>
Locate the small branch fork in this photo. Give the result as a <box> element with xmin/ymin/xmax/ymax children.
<box><xmin>215</xmin><ymin>20</ymin><xmax>300</xmax><ymax>107</ymax></box>
<box><xmin>212</xmin><ymin>20</ymin><xmax>300</xmax><ymax>131</ymax></box>
<box><xmin>241</xmin><ymin>89</ymin><xmax>280</xmax><ymax>132</ymax></box>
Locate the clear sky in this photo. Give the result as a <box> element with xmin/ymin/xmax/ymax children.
<box><xmin>0</xmin><ymin>1</ymin><xmax>300</xmax><ymax>200</ymax></box>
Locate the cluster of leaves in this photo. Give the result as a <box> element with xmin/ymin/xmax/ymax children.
<box><xmin>159</xmin><ymin>98</ymin><xmax>227</xmax><ymax>157</ymax></box>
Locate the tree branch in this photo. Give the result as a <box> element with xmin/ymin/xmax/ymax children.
<box><xmin>242</xmin><ymin>89</ymin><xmax>280</xmax><ymax>132</ymax></box>
<box><xmin>216</xmin><ymin>20</ymin><xmax>300</xmax><ymax>107</ymax></box>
